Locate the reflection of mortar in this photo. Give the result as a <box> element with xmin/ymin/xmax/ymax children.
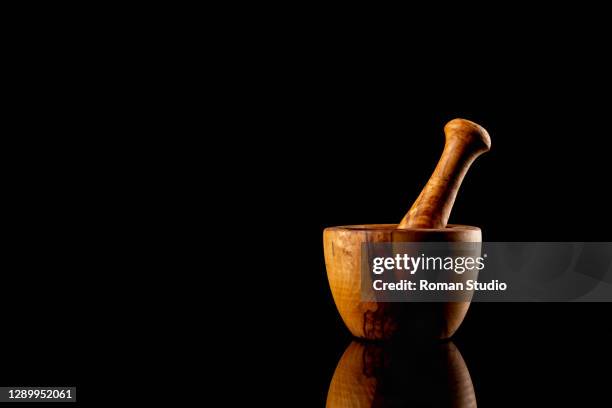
<box><xmin>326</xmin><ymin>340</ymin><xmax>476</xmax><ymax>407</ymax></box>
<box><xmin>323</xmin><ymin>119</ymin><xmax>491</xmax><ymax>340</ymax></box>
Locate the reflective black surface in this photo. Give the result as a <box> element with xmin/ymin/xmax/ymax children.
<box><xmin>327</xmin><ymin>340</ymin><xmax>475</xmax><ymax>407</ymax></box>
<box><xmin>273</xmin><ymin>303</ymin><xmax>612</xmax><ymax>406</ymax></box>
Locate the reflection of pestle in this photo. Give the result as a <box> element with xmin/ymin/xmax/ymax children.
<box><xmin>326</xmin><ymin>340</ymin><xmax>477</xmax><ymax>407</ymax></box>
<box><xmin>399</xmin><ymin>119</ymin><xmax>491</xmax><ymax>229</ymax></box>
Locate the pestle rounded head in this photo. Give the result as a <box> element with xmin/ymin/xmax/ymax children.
<box><xmin>444</xmin><ymin>118</ymin><xmax>491</xmax><ymax>153</ymax></box>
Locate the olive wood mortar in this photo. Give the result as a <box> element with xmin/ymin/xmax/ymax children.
<box><xmin>323</xmin><ymin>119</ymin><xmax>490</xmax><ymax>340</ymax></box>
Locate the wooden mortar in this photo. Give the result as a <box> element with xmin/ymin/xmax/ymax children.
<box><xmin>323</xmin><ymin>119</ymin><xmax>490</xmax><ymax>340</ymax></box>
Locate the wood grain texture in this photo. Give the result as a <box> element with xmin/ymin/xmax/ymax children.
<box><xmin>326</xmin><ymin>340</ymin><xmax>477</xmax><ymax>407</ymax></box>
<box><xmin>323</xmin><ymin>224</ymin><xmax>481</xmax><ymax>340</ymax></box>
<box><xmin>398</xmin><ymin>118</ymin><xmax>491</xmax><ymax>229</ymax></box>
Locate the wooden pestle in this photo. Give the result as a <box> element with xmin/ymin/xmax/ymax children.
<box><xmin>398</xmin><ymin>119</ymin><xmax>491</xmax><ymax>229</ymax></box>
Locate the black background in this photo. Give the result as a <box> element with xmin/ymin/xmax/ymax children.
<box><xmin>252</xmin><ymin>56</ymin><xmax>612</xmax><ymax>406</ymax></box>
<box><xmin>3</xmin><ymin>10</ymin><xmax>612</xmax><ymax>406</ymax></box>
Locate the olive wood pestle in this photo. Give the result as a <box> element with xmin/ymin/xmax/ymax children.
<box><xmin>398</xmin><ymin>119</ymin><xmax>491</xmax><ymax>229</ymax></box>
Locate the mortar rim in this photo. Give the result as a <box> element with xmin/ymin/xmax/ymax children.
<box><xmin>324</xmin><ymin>224</ymin><xmax>481</xmax><ymax>232</ymax></box>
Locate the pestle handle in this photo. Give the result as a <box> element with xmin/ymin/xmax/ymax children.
<box><xmin>398</xmin><ymin>118</ymin><xmax>491</xmax><ymax>229</ymax></box>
